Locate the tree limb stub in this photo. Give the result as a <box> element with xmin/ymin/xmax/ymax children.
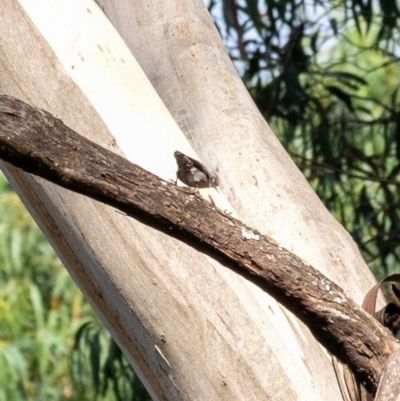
<box><xmin>0</xmin><ymin>95</ymin><xmax>397</xmax><ymax>394</ymax></box>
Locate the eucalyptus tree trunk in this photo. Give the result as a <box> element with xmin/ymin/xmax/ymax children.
<box><xmin>0</xmin><ymin>0</ymin><xmax>380</xmax><ymax>400</ymax></box>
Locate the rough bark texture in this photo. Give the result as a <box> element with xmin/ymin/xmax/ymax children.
<box><xmin>0</xmin><ymin>94</ymin><xmax>397</xmax><ymax>395</ymax></box>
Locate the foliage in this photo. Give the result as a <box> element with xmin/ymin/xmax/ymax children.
<box><xmin>0</xmin><ymin>174</ymin><xmax>149</xmax><ymax>401</ymax></box>
<box><xmin>208</xmin><ymin>0</ymin><xmax>400</xmax><ymax>278</ymax></box>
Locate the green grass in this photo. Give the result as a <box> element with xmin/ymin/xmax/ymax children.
<box><xmin>0</xmin><ymin>173</ymin><xmax>150</xmax><ymax>401</ymax></box>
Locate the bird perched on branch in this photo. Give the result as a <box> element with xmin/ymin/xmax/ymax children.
<box><xmin>174</xmin><ymin>151</ymin><xmax>219</xmax><ymax>189</ymax></box>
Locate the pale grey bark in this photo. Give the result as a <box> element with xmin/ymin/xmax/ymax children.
<box><xmin>375</xmin><ymin>349</ymin><xmax>400</xmax><ymax>401</ymax></box>
<box><xmin>95</xmin><ymin>0</ymin><xmax>383</xmax><ymax>399</ymax></box>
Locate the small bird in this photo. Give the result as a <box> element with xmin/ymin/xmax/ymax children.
<box><xmin>174</xmin><ymin>151</ymin><xmax>219</xmax><ymax>189</ymax></box>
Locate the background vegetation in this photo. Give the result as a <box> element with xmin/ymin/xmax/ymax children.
<box><xmin>1</xmin><ymin>0</ymin><xmax>399</xmax><ymax>399</ymax></box>
<box><xmin>0</xmin><ymin>176</ymin><xmax>149</xmax><ymax>401</ymax></box>
<box><xmin>211</xmin><ymin>0</ymin><xmax>400</xmax><ymax>278</ymax></box>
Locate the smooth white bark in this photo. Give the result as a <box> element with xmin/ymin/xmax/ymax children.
<box><xmin>0</xmin><ymin>0</ymin><xmax>379</xmax><ymax>400</ymax></box>
<box><xmin>95</xmin><ymin>0</ymin><xmax>382</xmax><ymax>397</ymax></box>
<box><xmin>95</xmin><ymin>0</ymin><xmax>377</xmax><ymax>301</ymax></box>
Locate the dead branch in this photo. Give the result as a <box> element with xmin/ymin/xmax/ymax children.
<box><xmin>0</xmin><ymin>94</ymin><xmax>397</xmax><ymax>395</ymax></box>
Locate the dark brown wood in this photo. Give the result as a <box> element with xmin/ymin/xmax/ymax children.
<box><xmin>0</xmin><ymin>94</ymin><xmax>397</xmax><ymax>395</ymax></box>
